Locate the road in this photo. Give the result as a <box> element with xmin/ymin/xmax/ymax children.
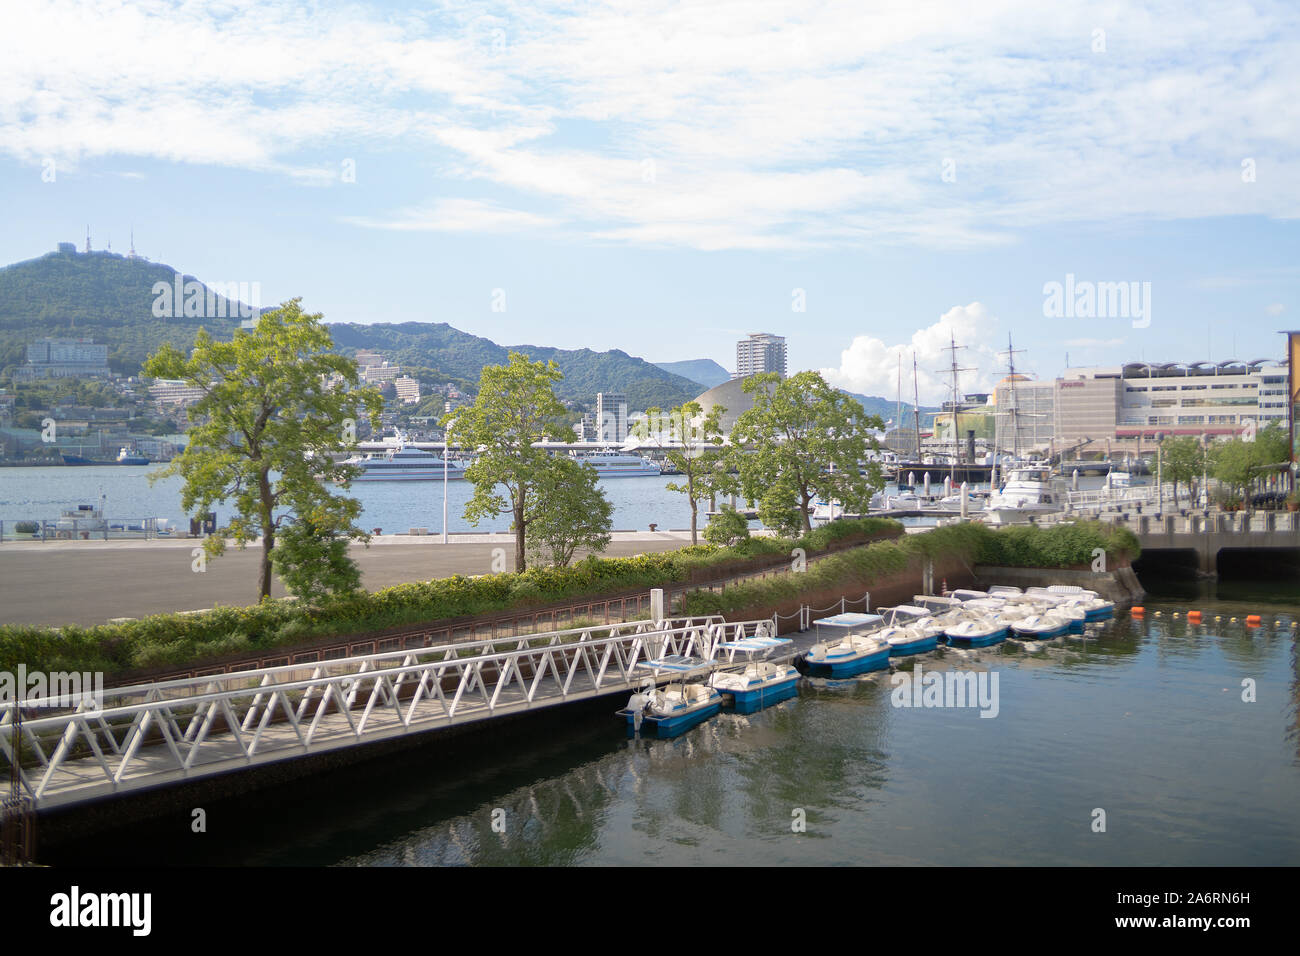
<box><xmin>0</xmin><ymin>531</ymin><xmax>698</xmax><ymax>627</ymax></box>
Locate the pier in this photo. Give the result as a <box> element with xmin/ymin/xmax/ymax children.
<box><xmin>2</xmin><ymin>614</ymin><xmax>777</xmax><ymax>815</ymax></box>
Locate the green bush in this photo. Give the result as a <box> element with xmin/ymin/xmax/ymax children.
<box><xmin>703</xmin><ymin>506</ymin><xmax>750</xmax><ymax>548</ymax></box>
<box><xmin>14</xmin><ymin>520</ymin><xmax>38</xmax><ymax>534</ymax></box>
<box><xmin>0</xmin><ymin>518</ymin><xmax>905</xmax><ymax>677</ymax></box>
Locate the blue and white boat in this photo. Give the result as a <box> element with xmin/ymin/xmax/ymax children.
<box><xmin>709</xmin><ymin>661</ymin><xmax>800</xmax><ymax>713</ymax></box>
<box><xmin>944</xmin><ymin>615</ymin><xmax>1008</xmax><ymax>647</ymax></box>
<box><xmin>618</xmin><ymin>682</ymin><xmax>722</xmax><ymax>737</ymax></box>
<box><xmin>878</xmin><ymin>605</ymin><xmax>940</xmax><ymax>655</ymax></box>
<box><xmin>1011</xmin><ymin>611</ymin><xmax>1072</xmax><ymax>639</ymax></box>
<box><xmin>796</xmin><ymin>633</ymin><xmax>891</xmax><ymax>677</ymax></box>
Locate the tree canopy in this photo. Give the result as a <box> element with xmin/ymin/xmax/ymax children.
<box><xmin>730</xmin><ymin>371</ymin><xmax>886</xmax><ymax>534</ymax></box>
<box><xmin>143</xmin><ymin>299</ymin><xmax>382</xmax><ymax>601</ymax></box>
<box><xmin>447</xmin><ymin>351</ymin><xmax>576</xmax><ymax>570</ymax></box>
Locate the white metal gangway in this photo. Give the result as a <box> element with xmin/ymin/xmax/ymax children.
<box><xmin>1</xmin><ymin>615</ymin><xmax>777</xmax><ymax>811</ymax></box>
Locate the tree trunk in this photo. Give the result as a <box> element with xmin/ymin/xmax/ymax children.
<box><xmin>800</xmin><ymin>489</ymin><xmax>812</xmax><ymax>533</ymax></box>
<box><xmin>515</xmin><ymin>503</ymin><xmax>526</xmax><ymax>572</ymax></box>
<box><xmin>259</xmin><ymin>467</ymin><xmax>274</xmax><ymax>601</ymax></box>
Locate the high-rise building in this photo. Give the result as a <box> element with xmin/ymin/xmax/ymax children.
<box><xmin>733</xmin><ymin>333</ymin><xmax>787</xmax><ymax>379</ymax></box>
<box><xmin>596</xmin><ymin>392</ymin><xmax>628</xmax><ymax>442</ymax></box>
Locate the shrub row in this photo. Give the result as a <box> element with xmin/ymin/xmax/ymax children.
<box><xmin>679</xmin><ymin>520</ymin><xmax>1141</xmax><ymax>617</ymax></box>
<box><xmin>0</xmin><ymin>517</ymin><xmax>903</xmax><ymax>676</ymax></box>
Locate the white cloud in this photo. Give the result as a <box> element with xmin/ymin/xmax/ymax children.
<box><xmin>345</xmin><ymin>198</ymin><xmax>558</xmax><ymax>233</ymax></box>
<box><xmin>819</xmin><ymin>303</ymin><xmax>1004</xmax><ymax>404</ymax></box>
<box><xmin>1065</xmin><ymin>337</ymin><xmax>1126</xmax><ymax>347</ymax></box>
<box><xmin>3</xmin><ymin>0</ymin><xmax>1298</xmax><ymax>250</ymax></box>
<box><xmin>1266</xmin><ymin>303</ymin><xmax>1285</xmax><ymax>315</ymax></box>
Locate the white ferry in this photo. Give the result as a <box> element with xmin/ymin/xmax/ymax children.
<box><xmin>571</xmin><ymin>450</ymin><xmax>662</xmax><ymax>477</ymax></box>
<box><xmin>984</xmin><ymin>464</ymin><xmax>1067</xmax><ymax>525</ymax></box>
<box><xmin>340</xmin><ymin>445</ymin><xmax>470</xmax><ymax>482</ymax></box>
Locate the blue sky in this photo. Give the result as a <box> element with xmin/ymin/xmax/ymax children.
<box><xmin>1</xmin><ymin>0</ymin><xmax>1297</xmax><ymax>403</ymax></box>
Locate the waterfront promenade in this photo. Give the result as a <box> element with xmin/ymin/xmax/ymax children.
<box><xmin>0</xmin><ymin>531</ymin><xmax>697</xmax><ymax>627</ymax></box>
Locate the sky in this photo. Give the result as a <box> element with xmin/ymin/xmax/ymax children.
<box><xmin>1</xmin><ymin>0</ymin><xmax>1297</xmax><ymax>404</ymax></box>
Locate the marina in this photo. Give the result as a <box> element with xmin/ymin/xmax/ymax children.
<box><xmin>19</xmin><ymin>575</ymin><xmax>1300</xmax><ymax>867</ymax></box>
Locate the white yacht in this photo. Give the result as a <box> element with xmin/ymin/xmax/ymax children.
<box><xmin>984</xmin><ymin>465</ymin><xmax>1067</xmax><ymax>525</ymax></box>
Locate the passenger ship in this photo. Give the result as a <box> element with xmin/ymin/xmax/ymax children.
<box><xmin>339</xmin><ymin>444</ymin><xmax>470</xmax><ymax>481</ymax></box>
<box><xmin>571</xmin><ymin>450</ymin><xmax>662</xmax><ymax>477</ymax></box>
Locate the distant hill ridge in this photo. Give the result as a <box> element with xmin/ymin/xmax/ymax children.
<box><xmin>0</xmin><ymin>245</ymin><xmax>702</xmax><ymax>410</ymax></box>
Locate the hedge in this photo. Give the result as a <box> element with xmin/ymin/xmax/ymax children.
<box><xmin>0</xmin><ymin>517</ymin><xmax>903</xmax><ymax>676</ymax></box>
<box><xmin>679</xmin><ymin>520</ymin><xmax>1140</xmax><ymax>617</ymax></box>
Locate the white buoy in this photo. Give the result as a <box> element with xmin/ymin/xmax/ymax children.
<box><xmin>960</xmin><ymin>481</ymin><xmax>969</xmax><ymax>520</ymax></box>
<box><xmin>908</xmin><ymin>471</ymin><xmax>915</xmax><ymax>488</ymax></box>
<box><xmin>924</xmin><ymin>473</ymin><xmax>931</xmax><ymax>498</ymax></box>
<box><xmin>1072</xmin><ymin>469</ymin><xmax>1079</xmax><ymax>491</ymax></box>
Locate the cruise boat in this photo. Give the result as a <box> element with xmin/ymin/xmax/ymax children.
<box><xmin>339</xmin><ymin>445</ymin><xmax>470</xmax><ymax>482</ymax></box>
<box><xmin>618</xmin><ymin>682</ymin><xmax>723</xmax><ymax>737</ymax></box>
<box><xmin>572</xmin><ymin>450</ymin><xmax>662</xmax><ymax>477</ymax></box>
<box><xmin>984</xmin><ymin>465</ymin><xmax>1068</xmax><ymax>525</ymax></box>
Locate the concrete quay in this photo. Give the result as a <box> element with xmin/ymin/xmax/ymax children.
<box><xmin>0</xmin><ymin>531</ymin><xmax>700</xmax><ymax>628</ymax></box>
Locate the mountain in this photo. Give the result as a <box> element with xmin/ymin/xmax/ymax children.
<box><xmin>653</xmin><ymin>359</ymin><xmax>731</xmax><ymax>391</ymax></box>
<box><xmin>0</xmin><ymin>246</ymin><xmax>702</xmax><ymax>411</ymax></box>
<box><xmin>0</xmin><ymin>245</ymin><xmax>249</xmax><ymax>374</ymax></box>
<box><xmin>327</xmin><ymin>323</ymin><xmax>702</xmax><ymax>410</ymax></box>
<box><xmin>842</xmin><ymin>390</ymin><xmax>938</xmax><ymax>427</ymax></box>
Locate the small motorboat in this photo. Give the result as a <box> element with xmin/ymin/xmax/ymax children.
<box><xmin>796</xmin><ymin>633</ymin><xmax>891</xmax><ymax>678</ymax></box>
<box><xmin>945</xmin><ymin>615</ymin><xmax>1009</xmax><ymax>647</ymax></box>
<box><xmin>881</xmin><ymin>622</ymin><xmax>939</xmax><ymax>655</ymax></box>
<box><xmin>1011</xmin><ymin>611</ymin><xmax>1072</xmax><ymax>640</ymax></box>
<box><xmin>618</xmin><ymin>681</ymin><xmax>722</xmax><ymax>738</ymax></box>
<box><xmin>709</xmin><ymin>661</ymin><xmax>800</xmax><ymax>713</ymax></box>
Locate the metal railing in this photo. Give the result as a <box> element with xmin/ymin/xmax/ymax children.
<box><xmin>1</xmin><ymin>614</ymin><xmax>778</xmax><ymax>810</ymax></box>
<box><xmin>0</xmin><ymin>516</ymin><xmax>168</xmax><ymax>543</ymax></box>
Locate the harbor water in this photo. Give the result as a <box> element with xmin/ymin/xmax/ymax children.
<box><xmin>43</xmin><ymin>579</ymin><xmax>1300</xmax><ymax>866</ymax></box>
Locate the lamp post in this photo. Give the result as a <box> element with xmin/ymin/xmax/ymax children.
<box><xmin>442</xmin><ymin>420</ymin><xmax>451</xmax><ymax>545</ymax></box>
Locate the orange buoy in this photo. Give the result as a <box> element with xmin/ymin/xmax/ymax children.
<box><xmin>1246</xmin><ymin>614</ymin><xmax>1261</xmax><ymax>627</ymax></box>
<box><xmin>1131</xmin><ymin>606</ymin><xmax>1145</xmax><ymax>615</ymax></box>
<box><xmin>1187</xmin><ymin>610</ymin><xmax>1202</xmax><ymax>622</ymax></box>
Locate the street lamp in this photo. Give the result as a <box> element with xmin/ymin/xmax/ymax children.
<box><xmin>442</xmin><ymin>419</ymin><xmax>453</xmax><ymax>545</ymax></box>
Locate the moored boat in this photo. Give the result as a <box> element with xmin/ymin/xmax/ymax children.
<box><xmin>709</xmin><ymin>661</ymin><xmax>800</xmax><ymax>713</ymax></box>
<box><xmin>618</xmin><ymin>682</ymin><xmax>722</xmax><ymax>737</ymax></box>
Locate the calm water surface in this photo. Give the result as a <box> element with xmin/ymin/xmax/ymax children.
<box><xmin>54</xmin><ymin>581</ymin><xmax>1300</xmax><ymax>867</ymax></box>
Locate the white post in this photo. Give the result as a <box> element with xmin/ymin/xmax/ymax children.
<box><xmin>960</xmin><ymin>481</ymin><xmax>968</xmax><ymax>520</ymax></box>
<box><xmin>1072</xmin><ymin>468</ymin><xmax>1079</xmax><ymax>491</ymax></box>
<box><xmin>924</xmin><ymin>473</ymin><xmax>931</xmax><ymax>498</ymax></box>
<box><xmin>650</xmin><ymin>588</ymin><xmax>664</xmax><ymax>624</ymax></box>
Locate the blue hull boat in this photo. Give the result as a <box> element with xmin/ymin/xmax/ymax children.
<box><xmin>946</xmin><ymin>627</ymin><xmax>1008</xmax><ymax>648</ymax></box>
<box><xmin>795</xmin><ymin>646</ymin><xmax>890</xmax><ymax>678</ymax></box>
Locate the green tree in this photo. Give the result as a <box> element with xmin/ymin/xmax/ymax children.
<box><xmin>730</xmin><ymin>372</ymin><xmax>886</xmax><ymax>534</ymax></box>
<box><xmin>447</xmin><ymin>351</ymin><xmax>573</xmax><ymax>571</ymax></box>
<box><xmin>143</xmin><ymin>299</ymin><xmax>382</xmax><ymax>601</ymax></box>
<box><xmin>635</xmin><ymin>401</ymin><xmax>735</xmax><ymax>545</ymax></box>
<box><xmin>526</xmin><ymin>458</ymin><xmax>614</xmax><ymax>567</ymax></box>
<box><xmin>703</xmin><ymin>504</ymin><xmax>750</xmax><ymax>548</ymax></box>
<box><xmin>1160</xmin><ymin>435</ymin><xmax>1206</xmax><ymax>506</ymax></box>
